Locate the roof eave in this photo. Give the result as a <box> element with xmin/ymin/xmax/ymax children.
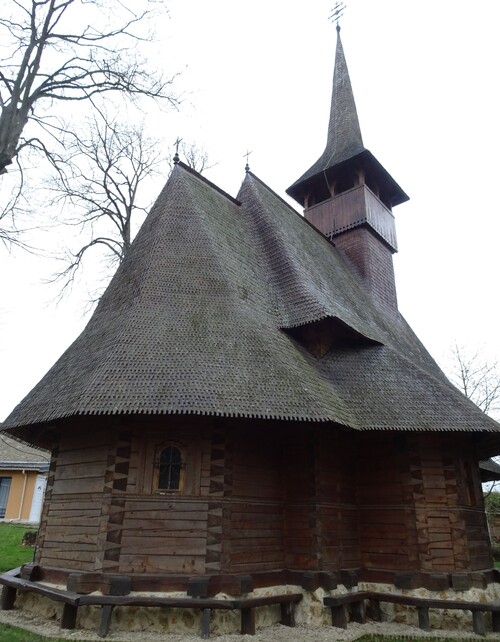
<box><xmin>286</xmin><ymin>149</ymin><xmax>409</xmax><ymax>208</ymax></box>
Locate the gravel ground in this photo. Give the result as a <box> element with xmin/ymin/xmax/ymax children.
<box><xmin>0</xmin><ymin>609</ymin><xmax>497</xmax><ymax>642</ymax></box>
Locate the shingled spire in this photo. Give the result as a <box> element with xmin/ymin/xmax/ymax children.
<box><xmin>288</xmin><ymin>26</ymin><xmax>364</xmax><ymax>202</ymax></box>
<box><xmin>287</xmin><ymin>26</ymin><xmax>409</xmax><ymax>312</ymax></box>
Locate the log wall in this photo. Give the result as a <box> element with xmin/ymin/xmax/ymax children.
<box><xmin>357</xmin><ymin>433</ymin><xmax>417</xmax><ymax>571</ymax></box>
<box><xmin>37</xmin><ymin>427</ymin><xmax>108</xmax><ymax>571</ymax></box>
<box><xmin>315</xmin><ymin>430</ymin><xmax>360</xmax><ymax>571</ymax></box>
<box><xmin>283</xmin><ymin>429</ymin><xmax>318</xmax><ymax>570</ymax></box>
<box><xmin>35</xmin><ymin>417</ymin><xmax>492</xmax><ymax>579</ymax></box>
<box><xmin>229</xmin><ymin>426</ymin><xmax>284</xmax><ymax>572</ymax></box>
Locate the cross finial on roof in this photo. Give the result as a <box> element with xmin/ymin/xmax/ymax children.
<box><xmin>329</xmin><ymin>2</ymin><xmax>346</xmax><ymax>31</ymax></box>
<box><xmin>244</xmin><ymin>150</ymin><xmax>252</xmax><ymax>173</ymax></box>
<box><xmin>173</xmin><ymin>137</ymin><xmax>182</xmax><ymax>164</ymax></box>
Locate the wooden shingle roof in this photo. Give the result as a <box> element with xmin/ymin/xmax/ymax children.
<box><xmin>2</xmin><ymin>162</ymin><xmax>500</xmax><ymax>449</ymax></box>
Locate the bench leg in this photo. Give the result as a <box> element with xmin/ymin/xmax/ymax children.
<box><xmin>201</xmin><ymin>607</ymin><xmax>211</xmax><ymax>639</ymax></box>
<box><xmin>331</xmin><ymin>604</ymin><xmax>347</xmax><ymax>629</ymax></box>
<box><xmin>98</xmin><ymin>604</ymin><xmax>115</xmax><ymax>638</ymax></box>
<box><xmin>280</xmin><ymin>601</ymin><xmax>295</xmax><ymax>627</ymax></box>
<box><xmin>492</xmin><ymin>611</ymin><xmax>500</xmax><ymax>633</ymax></box>
<box><xmin>60</xmin><ymin>603</ymin><xmax>78</xmax><ymax>629</ymax></box>
<box><xmin>417</xmin><ymin>606</ymin><xmax>430</xmax><ymax>632</ymax></box>
<box><xmin>368</xmin><ymin>599</ymin><xmax>385</xmax><ymax>622</ymax></box>
<box><xmin>240</xmin><ymin>607</ymin><xmax>256</xmax><ymax>635</ymax></box>
<box><xmin>349</xmin><ymin>600</ymin><xmax>366</xmax><ymax>624</ymax></box>
<box><xmin>0</xmin><ymin>586</ymin><xmax>17</xmax><ymax>610</ymax></box>
<box><xmin>472</xmin><ymin>611</ymin><xmax>486</xmax><ymax>637</ymax></box>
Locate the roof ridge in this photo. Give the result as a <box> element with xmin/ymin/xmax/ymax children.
<box><xmin>244</xmin><ymin>171</ymin><xmax>343</xmax><ymax>247</ymax></box>
<box><xmin>176</xmin><ymin>161</ymin><xmax>241</xmax><ymax>206</ymax></box>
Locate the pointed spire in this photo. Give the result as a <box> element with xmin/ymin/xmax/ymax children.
<box><xmin>323</xmin><ymin>2</ymin><xmax>363</xmax><ymax>166</ymax></box>
<box><xmin>287</xmin><ymin>26</ymin><xmax>408</xmax><ymax>210</ymax></box>
<box><xmin>287</xmin><ymin>28</ymin><xmax>365</xmax><ymax>204</ymax></box>
<box><xmin>323</xmin><ymin>28</ymin><xmax>364</xmax><ymax>168</ymax></box>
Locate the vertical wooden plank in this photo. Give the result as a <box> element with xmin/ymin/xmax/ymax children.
<box><xmin>36</xmin><ymin>443</ymin><xmax>58</xmax><ymax>565</ymax></box>
<box><xmin>331</xmin><ymin>604</ymin><xmax>347</xmax><ymax>629</ymax></box>
<box><xmin>0</xmin><ymin>586</ymin><xmax>17</xmax><ymax>610</ymax></box>
<box><xmin>284</xmin><ymin>428</ymin><xmax>318</xmax><ymax>571</ymax></box>
<box><xmin>60</xmin><ymin>603</ymin><xmax>78</xmax><ymax>629</ymax></box>
<box><xmin>349</xmin><ymin>599</ymin><xmax>366</xmax><ymax>624</ymax></box>
<box><xmin>206</xmin><ymin>425</ymin><xmax>225</xmax><ymax>574</ymax></box>
<box><xmin>367</xmin><ymin>599</ymin><xmax>384</xmax><ymax>622</ymax></box>
<box><xmin>102</xmin><ymin>430</ymin><xmax>132</xmax><ymax>572</ymax></box>
<box><xmin>472</xmin><ymin>611</ymin><xmax>486</xmax><ymax>637</ymax></box>
<box><xmin>280</xmin><ymin>600</ymin><xmax>295</xmax><ymax>627</ymax></box>
<box><xmin>206</xmin><ymin>421</ymin><xmax>234</xmax><ymax>574</ymax></box>
<box><xmin>492</xmin><ymin>610</ymin><xmax>500</xmax><ymax>633</ymax></box>
<box><xmin>417</xmin><ymin>606</ymin><xmax>430</xmax><ymax>631</ymax></box>
<box><xmin>240</xmin><ymin>607</ymin><xmax>256</xmax><ymax>635</ymax></box>
<box><xmin>98</xmin><ymin>604</ymin><xmax>114</xmax><ymax>637</ymax></box>
<box><xmin>200</xmin><ymin>608</ymin><xmax>211</xmax><ymax>639</ymax></box>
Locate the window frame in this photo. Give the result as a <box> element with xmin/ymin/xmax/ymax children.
<box><xmin>153</xmin><ymin>442</ymin><xmax>185</xmax><ymax>494</ymax></box>
<box><xmin>0</xmin><ymin>476</ymin><xmax>12</xmax><ymax>518</ymax></box>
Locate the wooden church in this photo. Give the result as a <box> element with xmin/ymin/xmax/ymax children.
<box><xmin>2</xmin><ymin>23</ymin><xmax>500</xmax><ymax>637</ymax></box>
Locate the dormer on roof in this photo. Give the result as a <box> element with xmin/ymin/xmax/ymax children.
<box><xmin>286</xmin><ymin>26</ymin><xmax>409</xmax><ymax>313</ymax></box>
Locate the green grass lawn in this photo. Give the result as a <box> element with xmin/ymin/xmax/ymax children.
<box><xmin>0</xmin><ymin>623</ymin><xmax>94</xmax><ymax>641</ymax></box>
<box><xmin>0</xmin><ymin>523</ymin><xmax>38</xmax><ymax>573</ymax></box>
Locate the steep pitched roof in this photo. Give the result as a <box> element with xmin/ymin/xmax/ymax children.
<box><xmin>2</xmin><ymin>162</ymin><xmax>499</xmax><ymax>446</ymax></box>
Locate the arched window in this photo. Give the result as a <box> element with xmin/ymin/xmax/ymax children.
<box><xmin>157</xmin><ymin>445</ymin><xmax>183</xmax><ymax>491</ymax></box>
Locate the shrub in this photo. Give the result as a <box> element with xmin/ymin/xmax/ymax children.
<box><xmin>21</xmin><ymin>530</ymin><xmax>37</xmax><ymax>547</ymax></box>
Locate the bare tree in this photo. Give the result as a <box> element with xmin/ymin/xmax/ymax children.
<box><xmin>448</xmin><ymin>343</ymin><xmax>500</xmax><ymax>497</ymax></box>
<box><xmin>0</xmin><ymin>0</ymin><xmax>177</xmax><ymax>176</ymax></box>
<box><xmin>449</xmin><ymin>343</ymin><xmax>500</xmax><ymax>420</ymax></box>
<box><xmin>49</xmin><ymin>111</ymin><xmax>165</xmax><ymax>295</ymax></box>
<box><xmin>175</xmin><ymin>140</ymin><xmax>217</xmax><ymax>174</ymax></box>
<box><xmin>0</xmin><ymin>160</ymin><xmax>26</xmax><ymax>248</ymax></box>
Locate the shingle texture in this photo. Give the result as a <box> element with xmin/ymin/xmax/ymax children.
<box><xmin>2</xmin><ymin>163</ymin><xmax>499</xmax><ymax>436</ymax></box>
<box><xmin>0</xmin><ymin>433</ymin><xmax>50</xmax><ymax>468</ymax></box>
<box><xmin>292</xmin><ymin>29</ymin><xmax>365</xmax><ymax>185</ymax></box>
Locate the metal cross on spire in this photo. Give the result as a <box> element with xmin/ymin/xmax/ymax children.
<box><xmin>329</xmin><ymin>2</ymin><xmax>346</xmax><ymax>32</ymax></box>
<box><xmin>173</xmin><ymin>137</ymin><xmax>182</xmax><ymax>164</ymax></box>
<box><xmin>244</xmin><ymin>150</ymin><xmax>252</xmax><ymax>173</ymax></box>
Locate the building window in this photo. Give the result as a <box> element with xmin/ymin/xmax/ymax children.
<box><xmin>156</xmin><ymin>445</ymin><xmax>184</xmax><ymax>492</ymax></box>
<box><xmin>0</xmin><ymin>477</ymin><xmax>12</xmax><ymax>518</ymax></box>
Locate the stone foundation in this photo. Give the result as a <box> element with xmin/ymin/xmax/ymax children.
<box><xmin>13</xmin><ymin>581</ymin><xmax>500</xmax><ymax>636</ymax></box>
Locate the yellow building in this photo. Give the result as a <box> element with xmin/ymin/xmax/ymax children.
<box><xmin>0</xmin><ymin>434</ymin><xmax>49</xmax><ymax>523</ymax></box>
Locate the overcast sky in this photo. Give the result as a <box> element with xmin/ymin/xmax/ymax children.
<box><xmin>1</xmin><ymin>0</ymin><xmax>500</xmax><ymax>421</ymax></box>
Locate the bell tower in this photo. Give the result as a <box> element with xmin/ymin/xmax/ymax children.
<box><xmin>286</xmin><ymin>25</ymin><xmax>408</xmax><ymax>313</ymax></box>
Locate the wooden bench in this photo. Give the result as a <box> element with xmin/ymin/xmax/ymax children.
<box><xmin>92</xmin><ymin>593</ymin><xmax>302</xmax><ymax>638</ymax></box>
<box><xmin>0</xmin><ymin>573</ymin><xmax>83</xmax><ymax>630</ymax></box>
<box><xmin>324</xmin><ymin>590</ymin><xmax>500</xmax><ymax>636</ymax></box>
<box><xmin>232</xmin><ymin>594</ymin><xmax>302</xmax><ymax>635</ymax></box>
<box><xmin>0</xmin><ymin>572</ymin><xmax>302</xmax><ymax>639</ymax></box>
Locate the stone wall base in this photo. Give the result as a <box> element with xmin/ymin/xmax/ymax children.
<box><xmin>13</xmin><ymin>581</ymin><xmax>500</xmax><ymax>636</ymax></box>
